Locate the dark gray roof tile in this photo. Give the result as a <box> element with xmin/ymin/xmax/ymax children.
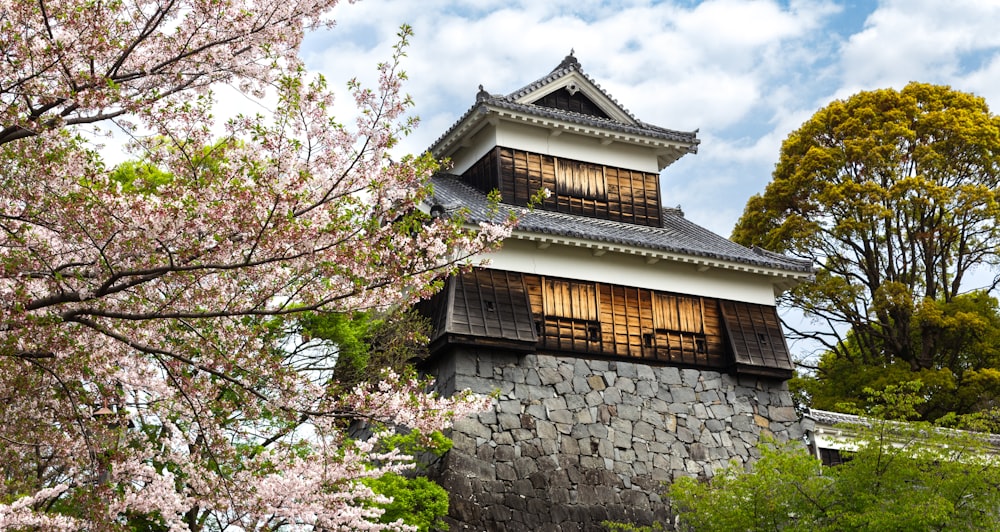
<box><xmin>429</xmin><ymin>55</ymin><xmax>699</xmax><ymax>156</ymax></box>
<box><xmin>429</xmin><ymin>175</ymin><xmax>813</xmax><ymax>274</ymax></box>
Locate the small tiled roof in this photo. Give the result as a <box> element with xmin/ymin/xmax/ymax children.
<box><xmin>429</xmin><ymin>175</ymin><xmax>813</xmax><ymax>275</ymax></box>
<box><xmin>806</xmin><ymin>408</ymin><xmax>1000</xmax><ymax>447</ymax></box>
<box><xmin>807</xmin><ymin>409</ymin><xmax>869</xmax><ymax>427</ymax></box>
<box><xmin>429</xmin><ymin>54</ymin><xmax>699</xmax><ymax>157</ymax></box>
<box><xmin>505</xmin><ymin>51</ymin><xmax>639</xmax><ymax>122</ymax></box>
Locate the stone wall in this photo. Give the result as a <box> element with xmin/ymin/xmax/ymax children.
<box><xmin>427</xmin><ymin>347</ymin><xmax>803</xmax><ymax>531</ymax></box>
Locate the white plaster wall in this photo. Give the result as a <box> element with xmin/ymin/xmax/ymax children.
<box><xmin>479</xmin><ymin>239</ymin><xmax>781</xmax><ymax>305</ymax></box>
<box><xmin>448</xmin><ymin>120</ymin><xmax>661</xmax><ymax>175</ymax></box>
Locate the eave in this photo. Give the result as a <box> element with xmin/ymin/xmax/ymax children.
<box><xmin>510</xmin><ymin>230</ymin><xmax>814</xmax><ymax>291</ymax></box>
<box><xmin>430</xmin><ymin>102</ymin><xmax>698</xmax><ymax>171</ymax></box>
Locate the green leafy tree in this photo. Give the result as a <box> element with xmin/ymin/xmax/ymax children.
<box><xmin>734</xmin><ymin>83</ymin><xmax>1000</xmax><ymax>371</ymax></box>
<box><xmin>300</xmin><ymin>307</ymin><xmax>432</xmax><ymax>390</ymax></box>
<box><xmin>733</xmin><ymin>83</ymin><xmax>1000</xmax><ymax>422</ymax></box>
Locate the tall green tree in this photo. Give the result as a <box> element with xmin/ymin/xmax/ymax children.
<box><xmin>733</xmin><ymin>83</ymin><xmax>1000</xmax><ymax>419</ymax></box>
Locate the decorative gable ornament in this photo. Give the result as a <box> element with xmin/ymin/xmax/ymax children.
<box><xmin>430</xmin><ymin>51</ymin><xmax>700</xmax><ymax>175</ymax></box>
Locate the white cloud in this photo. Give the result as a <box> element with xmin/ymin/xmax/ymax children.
<box><xmin>299</xmin><ymin>0</ymin><xmax>1000</xmax><ymax>238</ymax></box>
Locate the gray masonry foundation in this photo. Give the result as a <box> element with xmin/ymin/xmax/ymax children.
<box><xmin>427</xmin><ymin>348</ymin><xmax>803</xmax><ymax>531</ymax></box>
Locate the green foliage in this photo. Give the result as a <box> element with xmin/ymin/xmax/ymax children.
<box><xmin>795</xmin><ymin>291</ymin><xmax>1000</xmax><ymax>427</ymax></box>
<box><xmin>302</xmin><ymin>308</ymin><xmax>452</xmax><ymax>530</ymax></box>
<box><xmin>109</xmin><ymin>160</ymin><xmax>174</xmax><ymax>194</ymax></box>
<box><xmin>732</xmin><ymin>83</ymin><xmax>1000</xmax><ymax>381</ymax></box>
<box><xmin>378</xmin><ymin>429</ymin><xmax>453</xmax><ymax>461</ymax></box>
<box><xmin>300</xmin><ymin>308</ymin><xmax>430</xmax><ymax>389</ymax></box>
<box><xmin>362</xmin><ymin>473</ymin><xmax>450</xmax><ymax>532</ymax></box>
<box><xmin>665</xmin><ymin>386</ymin><xmax>1000</xmax><ymax>531</ymax></box>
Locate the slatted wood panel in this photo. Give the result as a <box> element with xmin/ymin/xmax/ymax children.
<box><xmin>543</xmin><ymin>280</ymin><xmax>598</xmax><ymax>320</ymax></box>
<box><xmin>720</xmin><ymin>300</ymin><xmax>793</xmax><ymax>377</ymax></box>
<box><xmin>462</xmin><ymin>148</ymin><xmax>500</xmax><ymax>193</ymax></box>
<box><xmin>522</xmin><ymin>274</ymin><xmax>727</xmax><ymax>368</ymax></box>
<box><xmin>468</xmin><ymin>147</ymin><xmax>663</xmax><ymax>227</ymax></box>
<box><xmin>556</xmin><ymin>160</ymin><xmax>607</xmax><ymax>200</ymax></box>
<box><xmin>428</xmin><ymin>270</ymin><xmax>792</xmax><ymax>377</ymax></box>
<box><xmin>532</xmin><ymin>88</ymin><xmax>611</xmax><ymax>119</ymax></box>
<box><xmin>450</xmin><ymin>269</ymin><xmax>538</xmax><ymax>342</ymax></box>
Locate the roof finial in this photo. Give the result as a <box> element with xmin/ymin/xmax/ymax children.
<box><xmin>554</xmin><ymin>50</ymin><xmax>580</xmax><ymax>72</ymax></box>
<box><xmin>476</xmin><ymin>84</ymin><xmax>489</xmax><ymax>102</ymax></box>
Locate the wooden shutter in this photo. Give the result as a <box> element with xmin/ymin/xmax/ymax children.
<box><xmin>720</xmin><ymin>301</ymin><xmax>793</xmax><ymax>378</ymax></box>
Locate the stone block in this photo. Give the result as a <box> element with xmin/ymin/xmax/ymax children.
<box><xmin>541</xmin><ymin>437</ymin><xmax>561</xmax><ymax>455</ymax></box>
<box><xmin>498</xmin><ymin>413</ymin><xmax>521</xmax><ymax>430</ymax></box>
<box><xmin>496</xmin><ymin>462</ymin><xmax>517</xmax><ymax>481</ymax></box>
<box><xmin>769</xmin><ymin>406</ymin><xmax>798</xmax><ymax>422</ymax></box>
<box><xmin>516</xmin><ymin>383</ymin><xmax>555</xmax><ymax>401</ymax></box>
<box><xmin>564</xmin><ymin>392</ymin><xmax>587</xmax><ymax>410</ymax></box>
<box><xmin>603</xmin><ymin>386</ymin><xmax>623</xmax><ymax>404</ymax></box>
<box><xmin>671</xmin><ymin>387</ymin><xmax>696</xmax><ymax>403</ymax></box>
<box><xmin>520</xmin><ymin>441</ymin><xmax>542</xmax><ymax>458</ymax></box>
<box><xmin>617</xmin><ymin>403</ymin><xmax>641</xmax><ymax>421</ymax></box>
<box><xmin>732</xmin><ymin>414</ymin><xmax>755</xmax><ymax>432</ymax></box>
<box><xmin>633</xmin><ymin>420</ymin><xmax>655</xmax><ymax>441</ymax></box>
<box><xmin>659</xmin><ymin>366</ymin><xmax>682</xmax><ymax>385</ymax></box>
<box><xmin>710</xmin><ymin>403</ymin><xmax>734</xmax><ymax>419</ymax></box>
<box><xmin>495</xmin><ymin>444</ymin><xmax>516</xmax><ymax>461</ymax></box>
<box><xmin>549</xmin><ymin>408</ymin><xmax>574</xmax><ymax>425</ymax></box>
<box><xmin>636</xmin><ymin>380</ymin><xmax>658</xmax><ymax>398</ymax></box>
<box><xmin>676</xmin><ymin>426</ymin><xmax>694</xmax><ymax>443</ymax></box>
<box><xmin>616</xmin><ymin>376</ymin><xmax>637</xmax><ymax>394</ymax></box>
<box><xmin>524</xmin><ymin>402</ymin><xmax>546</xmax><ymax>419</ymax></box>
<box><xmin>511</xmin><ymin>428</ymin><xmax>534</xmax><ymax>441</ymax></box>
<box><xmin>585</xmin><ymin>390</ymin><xmax>604</xmax><ymax>406</ymax></box>
<box><xmin>542</xmin><ymin>396</ymin><xmax>568</xmax><ymax>411</ymax></box>
<box><xmin>513</xmin><ymin>456</ymin><xmax>539</xmax><ymax>478</ymax></box>
<box><xmin>587</xmin><ymin>374</ymin><xmax>607</xmax><ymax>391</ymax></box>
<box><xmin>705</xmin><ymin>418</ymin><xmax>725</xmax><ymax>433</ymax></box>
<box><xmin>588</xmin><ymin>424</ymin><xmax>608</xmax><ymax>439</ymax></box>
<box><xmin>536</xmin><ymin>419</ymin><xmax>558</xmax><ymax>439</ymax></box>
<box><xmin>537</xmin><ymin>366</ymin><xmax>563</xmax><ymax>385</ymax></box>
<box><xmin>454</xmin><ymin>417</ymin><xmax>493</xmax><ymax>440</ymax></box>
<box><xmin>616</xmin><ymin>361</ymin><xmax>637</xmax><ymax>378</ymax></box>
<box><xmin>502</xmin><ymin>366</ymin><xmax>526</xmax><ymax>384</ymax></box>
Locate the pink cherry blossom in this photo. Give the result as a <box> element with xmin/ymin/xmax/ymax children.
<box><xmin>0</xmin><ymin>2</ymin><xmax>507</xmax><ymax>529</ymax></box>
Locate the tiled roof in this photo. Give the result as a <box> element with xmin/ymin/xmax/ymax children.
<box><xmin>429</xmin><ymin>175</ymin><xmax>814</xmax><ymax>275</ymax></box>
<box><xmin>429</xmin><ymin>54</ymin><xmax>699</xmax><ymax>157</ymax></box>
<box><xmin>806</xmin><ymin>408</ymin><xmax>1000</xmax><ymax>447</ymax></box>
<box><xmin>505</xmin><ymin>52</ymin><xmax>639</xmax><ymax>122</ymax></box>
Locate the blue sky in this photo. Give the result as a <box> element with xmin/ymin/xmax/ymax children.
<box><xmin>300</xmin><ymin>0</ymin><xmax>1000</xmax><ymax>240</ymax></box>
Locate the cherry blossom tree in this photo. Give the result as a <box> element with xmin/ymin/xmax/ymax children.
<box><xmin>0</xmin><ymin>1</ymin><xmax>506</xmax><ymax>529</ymax></box>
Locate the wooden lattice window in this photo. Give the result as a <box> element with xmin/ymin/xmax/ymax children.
<box><xmin>652</xmin><ymin>294</ymin><xmax>704</xmax><ymax>333</ymax></box>
<box><xmin>481</xmin><ymin>147</ymin><xmax>662</xmax><ymax>226</ymax></box>
<box><xmin>645</xmin><ymin>294</ymin><xmax>713</xmax><ymax>365</ymax></box>
<box><xmin>556</xmin><ymin>160</ymin><xmax>607</xmax><ymax>200</ymax></box>
<box><xmin>541</xmin><ymin>279</ymin><xmax>601</xmax><ymax>348</ymax></box>
<box><xmin>543</xmin><ymin>279</ymin><xmax>598</xmax><ymax>320</ymax></box>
